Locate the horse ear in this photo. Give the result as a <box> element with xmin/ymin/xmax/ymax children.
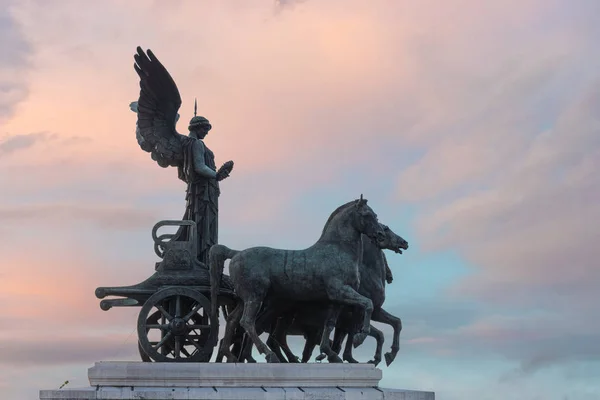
<box><xmin>357</xmin><ymin>194</ymin><xmax>367</xmax><ymax>207</ymax></box>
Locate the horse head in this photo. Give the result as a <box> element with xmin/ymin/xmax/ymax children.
<box><xmin>375</xmin><ymin>224</ymin><xmax>409</xmax><ymax>254</ymax></box>
<box><xmin>352</xmin><ymin>195</ymin><xmax>385</xmax><ymax>242</ymax></box>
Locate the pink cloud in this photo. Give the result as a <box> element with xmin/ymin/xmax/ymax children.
<box><xmin>2</xmin><ymin>1</ymin><xmax>600</xmax><ymax>398</ymax></box>
<box><xmin>414</xmin><ymin>84</ymin><xmax>600</xmax><ymax>307</ymax></box>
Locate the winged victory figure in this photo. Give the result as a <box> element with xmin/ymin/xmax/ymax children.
<box><xmin>130</xmin><ymin>47</ymin><xmax>234</xmax><ymax>267</ymax></box>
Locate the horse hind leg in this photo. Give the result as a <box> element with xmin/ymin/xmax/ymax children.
<box><xmin>342</xmin><ymin>332</ymin><xmax>359</xmax><ymax>363</ymax></box>
<box><xmin>331</xmin><ymin>327</ymin><xmax>346</xmax><ymax>354</ymax></box>
<box><xmin>367</xmin><ymin>324</ymin><xmax>384</xmax><ymax>366</ymax></box>
<box><xmin>319</xmin><ymin>305</ymin><xmax>343</xmax><ymax>363</ymax></box>
<box><xmin>273</xmin><ymin>318</ymin><xmax>300</xmax><ymax>363</ymax></box>
<box><xmin>230</xmin><ymin>331</ymin><xmax>244</xmax><ymax>361</ymax></box>
<box><xmin>266</xmin><ymin>319</ymin><xmax>289</xmax><ymax>363</ymax></box>
<box><xmin>240</xmin><ymin>299</ymin><xmax>280</xmax><ymax>363</ymax></box>
<box><xmin>220</xmin><ymin>303</ymin><xmax>243</xmax><ymax>362</ymax></box>
<box><xmin>215</xmin><ymin>339</ymin><xmax>225</xmax><ymax>362</ymax></box>
<box><xmin>301</xmin><ymin>329</ymin><xmax>320</xmax><ymax>363</ymax></box>
<box><xmin>238</xmin><ymin>333</ymin><xmax>257</xmax><ymax>363</ymax></box>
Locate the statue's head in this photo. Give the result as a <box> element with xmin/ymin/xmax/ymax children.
<box><xmin>188</xmin><ymin>116</ymin><xmax>212</xmax><ymax>139</ymax></box>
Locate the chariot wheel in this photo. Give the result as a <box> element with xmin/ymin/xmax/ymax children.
<box><xmin>138</xmin><ymin>310</ymin><xmax>160</xmax><ymax>362</ymax></box>
<box><xmin>137</xmin><ymin>287</ymin><xmax>218</xmax><ymax>362</ymax></box>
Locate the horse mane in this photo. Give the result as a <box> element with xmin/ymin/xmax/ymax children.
<box><xmin>319</xmin><ymin>199</ymin><xmax>357</xmax><ymax>240</ymax></box>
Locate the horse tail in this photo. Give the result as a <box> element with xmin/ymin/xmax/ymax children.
<box><xmin>209</xmin><ymin>244</ymin><xmax>239</xmax><ymax>320</ymax></box>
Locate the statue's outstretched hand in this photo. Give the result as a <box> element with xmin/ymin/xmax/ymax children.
<box><xmin>216</xmin><ymin>161</ymin><xmax>234</xmax><ymax>181</ymax></box>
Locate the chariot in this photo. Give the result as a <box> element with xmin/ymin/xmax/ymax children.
<box><xmin>95</xmin><ymin>220</ymin><xmax>236</xmax><ymax>362</ymax></box>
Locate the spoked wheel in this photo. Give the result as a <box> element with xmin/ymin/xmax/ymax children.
<box><xmin>137</xmin><ymin>287</ymin><xmax>218</xmax><ymax>362</ymax></box>
<box><xmin>138</xmin><ymin>310</ymin><xmax>160</xmax><ymax>362</ymax></box>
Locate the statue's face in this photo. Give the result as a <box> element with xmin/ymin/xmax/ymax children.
<box><xmin>189</xmin><ymin>126</ymin><xmax>210</xmax><ymax>139</ymax></box>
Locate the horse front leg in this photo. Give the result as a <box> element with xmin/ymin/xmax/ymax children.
<box><xmin>327</xmin><ymin>284</ymin><xmax>374</xmax><ymax>347</ymax></box>
<box><xmin>319</xmin><ymin>305</ymin><xmax>343</xmax><ymax>363</ymax></box>
<box><xmin>371</xmin><ymin>307</ymin><xmax>402</xmax><ymax>366</ymax></box>
<box><xmin>341</xmin><ymin>323</ymin><xmax>383</xmax><ymax>365</ymax></box>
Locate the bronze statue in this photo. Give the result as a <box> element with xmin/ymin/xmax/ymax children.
<box><xmin>130</xmin><ymin>47</ymin><xmax>233</xmax><ymax>267</ymax></box>
<box><xmin>97</xmin><ymin>47</ymin><xmax>412</xmax><ymax>365</ymax></box>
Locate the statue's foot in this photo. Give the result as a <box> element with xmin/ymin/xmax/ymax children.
<box><xmin>266</xmin><ymin>353</ymin><xmax>281</xmax><ymax>363</ymax></box>
<box><xmin>315</xmin><ymin>353</ymin><xmax>326</xmax><ymax>362</ymax></box>
<box><xmin>353</xmin><ymin>332</ymin><xmax>367</xmax><ymax>348</ymax></box>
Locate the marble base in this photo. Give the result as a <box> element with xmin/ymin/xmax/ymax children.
<box><xmin>40</xmin><ymin>362</ymin><xmax>435</xmax><ymax>400</ymax></box>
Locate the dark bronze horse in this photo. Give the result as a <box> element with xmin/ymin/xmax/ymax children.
<box><xmin>209</xmin><ymin>197</ymin><xmax>384</xmax><ymax>362</ymax></box>
<box><xmin>265</xmin><ymin>223</ymin><xmax>408</xmax><ymax>366</ymax></box>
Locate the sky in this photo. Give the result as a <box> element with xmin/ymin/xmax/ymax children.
<box><xmin>1</xmin><ymin>0</ymin><xmax>599</xmax><ymax>398</ymax></box>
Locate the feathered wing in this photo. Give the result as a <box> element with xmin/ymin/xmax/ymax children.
<box><xmin>133</xmin><ymin>47</ymin><xmax>187</xmax><ymax>168</ymax></box>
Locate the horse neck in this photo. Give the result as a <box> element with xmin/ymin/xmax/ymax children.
<box><xmin>361</xmin><ymin>236</ymin><xmax>387</xmax><ymax>280</ymax></box>
<box><xmin>319</xmin><ymin>209</ymin><xmax>361</xmax><ymax>243</ymax></box>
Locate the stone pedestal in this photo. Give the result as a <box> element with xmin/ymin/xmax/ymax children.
<box><xmin>40</xmin><ymin>362</ymin><xmax>435</xmax><ymax>400</ymax></box>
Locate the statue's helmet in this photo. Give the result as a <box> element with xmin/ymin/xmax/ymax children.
<box><xmin>188</xmin><ymin>116</ymin><xmax>212</xmax><ymax>132</ymax></box>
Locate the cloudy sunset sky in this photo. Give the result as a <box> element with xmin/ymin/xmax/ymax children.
<box><xmin>2</xmin><ymin>0</ymin><xmax>600</xmax><ymax>398</ymax></box>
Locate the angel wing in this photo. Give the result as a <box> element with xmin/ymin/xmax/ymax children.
<box><xmin>133</xmin><ymin>47</ymin><xmax>188</xmax><ymax>168</ymax></box>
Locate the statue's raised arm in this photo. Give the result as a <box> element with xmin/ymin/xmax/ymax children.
<box><xmin>133</xmin><ymin>47</ymin><xmax>187</xmax><ymax>168</ymax></box>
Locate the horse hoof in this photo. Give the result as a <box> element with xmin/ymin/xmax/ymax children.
<box><xmin>328</xmin><ymin>354</ymin><xmax>343</xmax><ymax>363</ymax></box>
<box><xmin>384</xmin><ymin>352</ymin><xmax>395</xmax><ymax>366</ymax></box>
<box><xmin>353</xmin><ymin>332</ymin><xmax>367</xmax><ymax>348</ymax></box>
<box><xmin>344</xmin><ymin>356</ymin><xmax>359</xmax><ymax>364</ymax></box>
<box><xmin>315</xmin><ymin>353</ymin><xmax>326</xmax><ymax>362</ymax></box>
<box><xmin>266</xmin><ymin>353</ymin><xmax>281</xmax><ymax>363</ymax></box>
<box><xmin>368</xmin><ymin>358</ymin><xmax>381</xmax><ymax>367</ymax></box>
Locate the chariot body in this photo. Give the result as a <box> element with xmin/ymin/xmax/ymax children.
<box><xmin>95</xmin><ymin>220</ymin><xmax>236</xmax><ymax>362</ymax></box>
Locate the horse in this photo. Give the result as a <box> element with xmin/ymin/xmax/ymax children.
<box><xmin>266</xmin><ymin>223</ymin><xmax>408</xmax><ymax>366</ymax></box>
<box><xmin>209</xmin><ymin>197</ymin><xmax>384</xmax><ymax>363</ymax></box>
<box><xmin>330</xmin><ymin>223</ymin><xmax>407</xmax><ymax>366</ymax></box>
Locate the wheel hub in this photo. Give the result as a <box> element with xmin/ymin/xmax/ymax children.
<box><xmin>170</xmin><ymin>318</ymin><xmax>187</xmax><ymax>335</ymax></box>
